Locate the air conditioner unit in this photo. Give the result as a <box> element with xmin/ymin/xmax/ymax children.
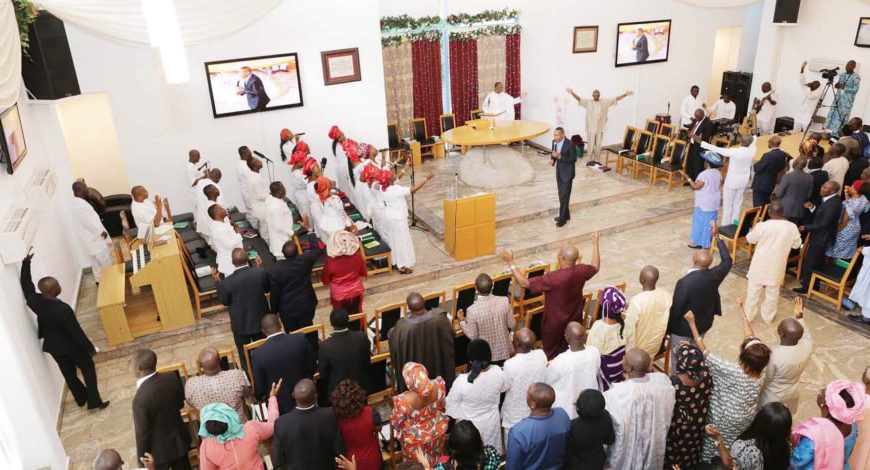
<box><xmin>24</xmin><ymin>167</ymin><xmax>57</xmax><ymax>209</ymax></box>
<box><xmin>807</xmin><ymin>58</ymin><xmax>861</xmax><ymax>74</ymax></box>
<box><xmin>0</xmin><ymin>205</ymin><xmax>38</xmax><ymax>264</ymax></box>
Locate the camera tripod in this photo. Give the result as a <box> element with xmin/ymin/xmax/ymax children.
<box><xmin>802</xmin><ymin>76</ymin><xmax>844</xmax><ymax>142</ymax></box>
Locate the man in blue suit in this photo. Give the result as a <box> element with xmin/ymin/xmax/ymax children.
<box><xmin>237</xmin><ymin>66</ymin><xmax>271</xmax><ymax>111</ymax></box>
<box><xmin>632</xmin><ymin>28</ymin><xmax>649</xmax><ymax>63</ymax></box>
<box><xmin>551</xmin><ymin>127</ymin><xmax>577</xmax><ymax>227</ymax></box>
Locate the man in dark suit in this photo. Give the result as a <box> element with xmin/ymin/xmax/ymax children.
<box><xmin>268</xmin><ymin>234</ymin><xmax>323</xmax><ymax>333</ymax></box>
<box><xmin>318</xmin><ymin>308</ymin><xmax>371</xmax><ymax>399</ymax></box>
<box><xmin>685</xmin><ymin>109</ymin><xmax>715</xmax><ymax>181</ymax></box>
<box><xmin>666</xmin><ymin>224</ymin><xmax>732</xmax><ymax>371</ymax></box>
<box><xmin>631</xmin><ymin>28</ymin><xmax>650</xmax><ymax>62</ymax></box>
<box><xmin>251</xmin><ymin>314</ymin><xmax>316</xmax><ymax>413</ymax></box>
<box><xmin>273</xmin><ymin>379</ymin><xmax>345</xmax><ymax>469</ymax></box>
<box><xmin>806</xmin><ymin>157</ymin><xmax>829</xmax><ymax>209</ymax></box>
<box><xmin>776</xmin><ymin>156</ymin><xmax>815</xmax><ymax>223</ymax></box>
<box><xmin>131</xmin><ymin>349</ymin><xmax>191</xmax><ymax>470</ymax></box>
<box><xmin>20</xmin><ymin>249</ymin><xmax>108</xmax><ymax>410</ymax></box>
<box><xmin>237</xmin><ymin>66</ymin><xmax>270</xmax><ymax>111</ymax></box>
<box><xmin>551</xmin><ymin>127</ymin><xmax>577</xmax><ymax>227</ymax></box>
<box><xmin>795</xmin><ymin>181</ymin><xmax>843</xmax><ymax>294</ymax></box>
<box><xmin>215</xmin><ymin>248</ymin><xmax>269</xmax><ymax>373</ymax></box>
<box><xmin>752</xmin><ymin>135</ymin><xmax>789</xmax><ymax>207</ymax></box>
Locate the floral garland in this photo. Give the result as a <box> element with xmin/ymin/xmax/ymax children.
<box><xmin>380</xmin><ymin>14</ymin><xmax>441</xmax><ymax>46</ymax></box>
<box><xmin>13</xmin><ymin>0</ymin><xmax>38</xmax><ymax>58</ymax></box>
<box><xmin>449</xmin><ymin>24</ymin><xmax>521</xmax><ymax>41</ymax></box>
<box><xmin>380</xmin><ymin>9</ymin><xmax>521</xmax><ymax>46</ymax></box>
<box><xmin>445</xmin><ymin>9</ymin><xmax>519</xmax><ymax>26</ymax></box>
<box><xmin>380</xmin><ymin>14</ymin><xmax>441</xmax><ymax>32</ymax></box>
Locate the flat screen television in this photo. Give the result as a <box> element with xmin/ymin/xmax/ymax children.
<box><xmin>0</xmin><ymin>103</ymin><xmax>27</xmax><ymax>174</ymax></box>
<box><xmin>615</xmin><ymin>20</ymin><xmax>671</xmax><ymax>68</ymax></box>
<box><xmin>204</xmin><ymin>52</ymin><xmax>303</xmax><ymax>118</ymax></box>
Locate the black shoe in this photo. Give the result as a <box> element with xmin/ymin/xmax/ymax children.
<box><xmin>687</xmin><ymin>244</ymin><xmax>702</xmax><ymax>249</ymax></box>
<box><xmin>849</xmin><ymin>314</ymin><xmax>870</xmax><ymax>324</ymax></box>
<box><xmin>556</xmin><ymin>221</ymin><xmax>566</xmax><ymax>227</ymax></box>
<box><xmin>88</xmin><ymin>401</ymin><xmax>110</xmax><ymax>410</ymax></box>
<box><xmin>792</xmin><ymin>287</ymin><xmax>808</xmax><ymax>294</ymax></box>
<box><xmin>554</xmin><ymin>217</ymin><xmax>560</xmax><ymax>222</ymax></box>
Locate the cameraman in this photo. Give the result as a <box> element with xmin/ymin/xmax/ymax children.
<box><xmin>797</xmin><ymin>61</ymin><xmax>822</xmax><ymax>131</ymax></box>
<box><xmin>824</xmin><ymin>60</ymin><xmax>861</xmax><ymax>138</ymax></box>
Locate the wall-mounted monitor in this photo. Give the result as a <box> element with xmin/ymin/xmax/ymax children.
<box><xmin>615</xmin><ymin>20</ymin><xmax>671</xmax><ymax>68</ymax></box>
<box><xmin>204</xmin><ymin>52</ymin><xmax>303</xmax><ymax>118</ymax></box>
<box><xmin>0</xmin><ymin>103</ymin><xmax>27</xmax><ymax>174</ymax></box>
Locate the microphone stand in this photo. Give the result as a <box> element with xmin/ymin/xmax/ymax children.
<box><xmin>402</xmin><ymin>142</ymin><xmax>419</xmax><ymax>229</ymax></box>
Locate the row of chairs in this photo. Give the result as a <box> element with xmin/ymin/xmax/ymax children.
<box><xmin>385</xmin><ymin>110</ymin><xmax>486</xmax><ymax>164</ymax></box>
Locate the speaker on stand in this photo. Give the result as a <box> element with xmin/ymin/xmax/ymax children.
<box><xmin>21</xmin><ymin>11</ymin><xmax>81</xmax><ymax>100</ymax></box>
<box><xmin>773</xmin><ymin>0</ymin><xmax>801</xmax><ymax>24</ymax></box>
<box><xmin>721</xmin><ymin>71</ymin><xmax>753</xmax><ymax>123</ymax></box>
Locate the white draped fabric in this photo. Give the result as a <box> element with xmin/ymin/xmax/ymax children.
<box><xmin>36</xmin><ymin>0</ymin><xmax>283</xmax><ymax>46</ymax></box>
<box><xmin>674</xmin><ymin>0</ymin><xmax>760</xmax><ymax>7</ymax></box>
<box><xmin>0</xmin><ymin>1</ymin><xmax>22</xmax><ymax>110</ymax></box>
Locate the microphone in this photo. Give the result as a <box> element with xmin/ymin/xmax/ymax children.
<box><xmin>295</xmin><ymin>132</ymin><xmax>306</xmax><ymax>137</ymax></box>
<box><xmin>197</xmin><ymin>161</ymin><xmax>209</xmax><ymax>171</ymax></box>
<box><xmin>377</xmin><ymin>148</ymin><xmax>390</xmax><ymax>153</ymax></box>
<box><xmin>550</xmin><ymin>140</ymin><xmax>558</xmax><ymax>164</ymax></box>
<box><xmin>321</xmin><ymin>157</ymin><xmax>328</xmax><ymax>170</ymax></box>
<box><xmin>253</xmin><ymin>150</ymin><xmax>273</xmax><ymax>163</ymax></box>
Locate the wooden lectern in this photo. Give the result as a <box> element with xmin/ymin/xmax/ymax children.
<box><xmin>443</xmin><ymin>193</ymin><xmax>496</xmax><ymax>261</ymax></box>
<box><xmin>96</xmin><ymin>229</ymin><xmax>196</xmax><ymax>345</ymax></box>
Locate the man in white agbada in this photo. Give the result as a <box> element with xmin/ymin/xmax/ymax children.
<box><xmin>72</xmin><ymin>181</ymin><xmax>113</xmax><ymax>283</ymax></box>
<box><xmin>699</xmin><ymin>134</ymin><xmax>757</xmax><ymax>225</ymax></box>
<box><xmin>195</xmin><ymin>169</ymin><xmax>226</xmax><ymax>244</ymax></box>
<box><xmin>797</xmin><ymin>61</ymin><xmax>823</xmax><ymax>131</ymax></box>
<box><xmin>264</xmin><ymin>181</ymin><xmax>295</xmax><ymax>260</ymax></box>
<box><xmin>235</xmin><ymin>146</ymin><xmax>253</xmax><ymax>214</ymax></box>
<box><xmin>753</xmin><ymin>82</ymin><xmax>778</xmax><ymax>135</ymax></box>
<box><xmin>245</xmin><ymin>158</ymin><xmax>269</xmax><ymax>240</ymax></box>
<box><xmin>186</xmin><ymin>149</ymin><xmax>207</xmax><ymax>210</ymax></box>
<box><xmin>708</xmin><ymin>95</ymin><xmax>737</xmax><ymax>121</ymax></box>
<box><xmin>482</xmin><ymin>81</ymin><xmax>525</xmax><ymax>123</ymax></box>
<box><xmin>545</xmin><ymin>322</ymin><xmax>601</xmax><ymax>420</ymax></box>
<box><xmin>130</xmin><ymin>185</ymin><xmax>165</xmax><ymax>240</ymax></box>
<box><xmin>501</xmin><ymin>328</ymin><xmax>548</xmax><ymax>435</ymax></box>
<box><xmin>208</xmin><ymin>203</ymin><xmax>244</xmax><ymax>277</ymax></box>
<box><xmin>566</xmin><ymin>87</ymin><xmax>633</xmax><ymax>162</ymax></box>
<box><xmin>680</xmin><ymin>85</ymin><xmax>706</xmax><ymax>127</ymax></box>
<box><xmin>603</xmin><ymin>348</ymin><xmax>675</xmax><ymax>470</ymax></box>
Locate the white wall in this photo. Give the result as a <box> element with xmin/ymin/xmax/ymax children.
<box><xmin>64</xmin><ymin>0</ymin><xmax>388</xmax><ymax>214</ymax></box>
<box><xmin>0</xmin><ymin>95</ymin><xmax>88</xmax><ymax>470</ymax></box>
<box><xmin>380</xmin><ymin>0</ymin><xmax>755</xmax><ymax>147</ymax></box>
<box><xmin>751</xmin><ymin>0</ymin><xmax>870</xmax><ymax>127</ymax></box>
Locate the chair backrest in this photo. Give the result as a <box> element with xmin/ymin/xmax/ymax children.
<box><xmin>734</xmin><ymin>207</ymin><xmax>762</xmax><ymax>238</ymax></box>
<box><xmin>440</xmin><ymin>114</ymin><xmax>455</xmax><ymax>135</ymax></box>
<box><xmin>622</xmin><ymin>126</ymin><xmax>638</xmax><ymax>151</ymax></box>
<box><xmin>217</xmin><ymin>347</ymin><xmax>238</xmax><ymax>371</ymax></box>
<box><xmin>410</xmin><ymin>118</ymin><xmax>427</xmax><ymax>142</ymax></box>
<box><xmin>582</xmin><ymin>292</ymin><xmax>594</xmax><ymax>328</ymax></box>
<box><xmin>491</xmin><ymin>273</ymin><xmax>512</xmax><ymax>297</ymax></box>
<box><xmin>243</xmin><ymin>338</ymin><xmax>268</xmax><ymax>385</ymax></box>
<box><xmin>157</xmin><ymin>363</ymin><xmax>190</xmax><ymax>387</ymax></box>
<box><xmin>670</xmin><ymin>139</ymin><xmax>688</xmax><ymax>166</ymax></box>
<box><xmin>347</xmin><ymin>312</ymin><xmax>367</xmax><ymax>332</ymax></box>
<box><xmin>634</xmin><ymin>130</ymin><xmax>654</xmax><ymax>154</ymax></box>
<box><xmin>387</xmin><ymin>122</ymin><xmax>400</xmax><ymax>148</ymax></box>
<box><xmin>645</xmin><ymin>119</ymin><xmax>659</xmax><ymax>135</ymax></box>
<box><xmin>525</xmin><ymin>305</ymin><xmax>544</xmax><ymax>343</ymax></box>
<box><xmin>652</xmin><ymin>135</ymin><xmax>670</xmax><ymax>164</ymax></box>
<box><xmin>470</xmin><ymin>109</ymin><xmax>482</xmax><ymax>120</ymax></box>
<box><xmin>712</xmin><ymin>136</ymin><xmax>730</xmax><ymax>147</ymax></box>
<box><xmin>366</xmin><ymin>352</ymin><xmax>394</xmax><ymax>403</ymax></box>
<box><xmin>846</xmin><ymin>249</ymin><xmax>864</xmax><ymax>283</ymax></box>
<box><xmin>293</xmin><ymin>323</ymin><xmax>327</xmax><ymax>345</ymax></box>
<box><xmin>659</xmin><ymin>123</ymin><xmax>676</xmax><ymax>139</ymax></box>
<box><xmin>422</xmin><ymin>291</ymin><xmax>446</xmax><ymax>310</ymax></box>
<box><xmin>451</xmin><ymin>282</ymin><xmax>477</xmax><ymax>319</ymax></box>
<box><xmin>520</xmin><ymin>264</ymin><xmax>549</xmax><ymax>300</ymax></box>
<box><xmin>454</xmin><ymin>329</ymin><xmax>471</xmax><ymax>374</ymax></box>
<box><xmin>375</xmin><ymin>303</ymin><xmax>405</xmax><ymax>345</ymax></box>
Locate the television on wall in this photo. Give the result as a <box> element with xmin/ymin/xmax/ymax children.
<box><xmin>204</xmin><ymin>52</ymin><xmax>303</xmax><ymax>118</ymax></box>
<box><xmin>615</xmin><ymin>20</ymin><xmax>671</xmax><ymax>67</ymax></box>
<box><xmin>0</xmin><ymin>103</ymin><xmax>27</xmax><ymax>174</ymax></box>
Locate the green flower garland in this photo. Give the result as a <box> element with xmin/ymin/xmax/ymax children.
<box><xmin>13</xmin><ymin>0</ymin><xmax>38</xmax><ymax>59</ymax></box>
<box><xmin>449</xmin><ymin>24</ymin><xmax>521</xmax><ymax>41</ymax></box>
<box><xmin>380</xmin><ymin>14</ymin><xmax>441</xmax><ymax>32</ymax></box>
<box><xmin>380</xmin><ymin>9</ymin><xmax>521</xmax><ymax>46</ymax></box>
<box><xmin>446</xmin><ymin>9</ymin><xmax>519</xmax><ymax>26</ymax></box>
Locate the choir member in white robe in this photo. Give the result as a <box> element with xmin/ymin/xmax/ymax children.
<box><xmin>186</xmin><ymin>149</ymin><xmax>206</xmax><ymax>211</ymax></box>
<box><xmin>367</xmin><ymin>180</ymin><xmax>388</xmax><ymax>244</ymax></box>
<box><xmin>545</xmin><ymin>322</ymin><xmax>601</xmax><ymax>419</ymax></box>
<box><xmin>797</xmin><ymin>61</ymin><xmax>823</xmax><ymax>131</ymax></box>
<box><xmin>603</xmin><ymin>349</ymin><xmax>675</xmax><ymax>470</ymax></box>
<box><xmin>130</xmin><ymin>185</ymin><xmax>164</xmax><ymax>240</ymax></box>
<box><xmin>680</xmin><ymin>86</ymin><xmax>706</xmax><ymax>127</ymax></box>
<box><xmin>753</xmin><ymin>82</ymin><xmax>778</xmax><ymax>135</ymax></box>
<box><xmin>285</xmin><ymin>139</ymin><xmax>310</xmax><ymax>214</ymax></box>
<box><xmin>72</xmin><ymin>181</ymin><xmax>113</xmax><ymax>283</ymax></box>
<box><xmin>378</xmin><ymin>170</ymin><xmax>434</xmax><ymax>274</ymax></box>
<box><xmin>482</xmin><ymin>82</ymin><xmax>525</xmax><ymax>122</ymax></box>
<box><xmin>566</xmin><ymin>87</ymin><xmax>633</xmax><ymax>162</ymax></box>
<box><xmin>194</xmin><ymin>169</ymin><xmax>226</xmax><ymax>242</ymax></box>
<box><xmin>198</xmin><ymin>184</ymin><xmax>223</xmax><ymax>247</ymax></box>
<box><xmin>328</xmin><ymin>126</ymin><xmax>355</xmax><ymax>197</ymax></box>
<box><xmin>303</xmin><ymin>159</ymin><xmax>326</xmax><ymax>241</ymax></box>
<box><xmin>246</xmin><ymin>158</ymin><xmax>269</xmax><ymax>240</ymax></box>
<box><xmin>208</xmin><ymin>204</ymin><xmax>243</xmax><ymax>277</ymax></box>
<box><xmin>264</xmin><ymin>182</ymin><xmax>295</xmax><ymax>259</ymax></box>
<box><xmin>236</xmin><ymin>146</ymin><xmax>253</xmax><ymax>213</ymax></box>
<box><xmin>313</xmin><ymin>176</ymin><xmax>352</xmax><ymax>242</ymax></box>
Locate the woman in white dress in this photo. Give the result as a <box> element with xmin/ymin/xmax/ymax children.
<box><xmin>287</xmin><ymin>143</ymin><xmax>311</xmax><ymax>218</ymax></box>
<box><xmin>246</xmin><ymin>158</ymin><xmax>269</xmax><ymax>242</ymax></box>
<box><xmin>352</xmin><ymin>144</ymin><xmax>377</xmax><ymax>220</ymax></box>
<box><xmin>445</xmin><ymin>339</ymin><xmax>508</xmax><ymax>455</ymax></box>
<box><xmin>328</xmin><ymin>125</ymin><xmax>356</xmax><ymax>198</ymax></box>
<box><xmin>378</xmin><ymin>169</ymin><xmax>434</xmax><ymax>274</ymax></box>
<box><xmin>314</xmin><ymin>175</ymin><xmax>353</xmax><ymax>242</ymax></box>
<box><xmin>304</xmin><ymin>159</ymin><xmax>326</xmax><ymax>241</ymax></box>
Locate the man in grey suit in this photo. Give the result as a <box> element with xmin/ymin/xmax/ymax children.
<box><xmin>632</xmin><ymin>28</ymin><xmax>650</xmax><ymax>62</ymax></box>
<box><xmin>775</xmin><ymin>156</ymin><xmax>814</xmax><ymax>224</ymax></box>
<box><xmin>550</xmin><ymin>127</ymin><xmax>577</xmax><ymax>227</ymax></box>
<box><xmin>237</xmin><ymin>66</ymin><xmax>271</xmax><ymax>111</ymax></box>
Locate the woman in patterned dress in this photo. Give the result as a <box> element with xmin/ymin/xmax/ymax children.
<box><xmin>664</xmin><ymin>343</ymin><xmax>714</xmax><ymax>468</ymax></box>
<box><xmin>705</xmin><ymin>402</ymin><xmax>793</xmax><ymax>470</ymax></box>
<box><xmin>825</xmin><ymin>60</ymin><xmax>861</xmax><ymax>137</ymax></box>
<box><xmin>827</xmin><ymin>184</ymin><xmax>870</xmax><ymax>260</ymax></box>
<box><xmin>391</xmin><ymin>362</ymin><xmax>449</xmax><ymax>467</ymax></box>
<box><xmin>683</xmin><ymin>306</ymin><xmax>771</xmax><ymax>461</ymax></box>
<box><xmin>586</xmin><ymin>286</ymin><xmax>627</xmax><ymax>390</ymax></box>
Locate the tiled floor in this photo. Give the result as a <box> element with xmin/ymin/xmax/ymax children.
<box><xmin>59</xmin><ymin>164</ymin><xmax>870</xmax><ymax>469</ymax></box>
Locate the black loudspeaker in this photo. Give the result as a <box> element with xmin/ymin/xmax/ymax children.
<box><xmin>720</xmin><ymin>71</ymin><xmax>753</xmax><ymax>123</ymax></box>
<box><xmin>21</xmin><ymin>12</ymin><xmax>80</xmax><ymax>100</ymax></box>
<box><xmin>773</xmin><ymin>0</ymin><xmax>801</xmax><ymax>24</ymax></box>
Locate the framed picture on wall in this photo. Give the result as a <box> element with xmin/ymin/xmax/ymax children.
<box><xmin>615</xmin><ymin>19</ymin><xmax>671</xmax><ymax>67</ymax></box>
<box><xmin>573</xmin><ymin>26</ymin><xmax>599</xmax><ymax>53</ymax></box>
<box><xmin>204</xmin><ymin>52</ymin><xmax>303</xmax><ymax>119</ymax></box>
<box><xmin>321</xmin><ymin>48</ymin><xmax>362</xmax><ymax>85</ymax></box>
<box><xmin>0</xmin><ymin>103</ymin><xmax>27</xmax><ymax>175</ymax></box>
<box><xmin>856</xmin><ymin>17</ymin><xmax>870</xmax><ymax>48</ymax></box>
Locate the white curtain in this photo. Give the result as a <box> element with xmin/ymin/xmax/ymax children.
<box><xmin>0</xmin><ymin>1</ymin><xmax>22</xmax><ymax>110</ymax></box>
<box><xmin>37</xmin><ymin>0</ymin><xmax>283</xmax><ymax>46</ymax></box>
<box><xmin>674</xmin><ymin>0</ymin><xmax>761</xmax><ymax>7</ymax></box>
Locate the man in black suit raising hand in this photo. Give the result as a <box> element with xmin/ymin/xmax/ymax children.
<box><xmin>551</xmin><ymin>127</ymin><xmax>577</xmax><ymax>227</ymax></box>
<box><xmin>794</xmin><ymin>180</ymin><xmax>843</xmax><ymax>294</ymax></box>
<box><xmin>685</xmin><ymin>109</ymin><xmax>715</xmax><ymax>181</ymax></box>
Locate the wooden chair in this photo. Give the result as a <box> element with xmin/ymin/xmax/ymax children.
<box><xmin>787</xmin><ymin>233</ymin><xmax>811</xmax><ymax>279</ymax></box>
<box><xmin>659</xmin><ymin>123</ymin><xmax>676</xmax><ymax>140</ymax></box>
<box><xmin>450</xmin><ymin>281</ymin><xmax>477</xmax><ymax>324</ymax></box>
<box><xmin>808</xmin><ymin>248</ymin><xmax>863</xmax><ymax>311</ymax></box>
<box><xmin>711</xmin><ymin>206</ymin><xmax>761</xmax><ymax>262</ymax></box>
<box><xmin>440</xmin><ymin>113</ymin><xmax>459</xmax><ymax>154</ymax></box>
<box><xmin>512</xmin><ymin>264</ymin><xmax>550</xmax><ymax>319</ymax></box>
<box><xmin>421</xmin><ymin>291</ymin><xmax>446</xmax><ymax>310</ymax></box>
<box><xmin>470</xmin><ymin>109</ymin><xmax>483</xmax><ymax>120</ymax></box>
<box><xmin>293</xmin><ymin>323</ymin><xmax>328</xmax><ymax>345</ymax></box>
<box><xmin>379</xmin><ymin>419</ymin><xmax>402</xmax><ymax>470</ymax></box>
<box><xmin>176</xmin><ymin>235</ymin><xmax>222</xmax><ymax>320</ymax></box>
<box><xmin>217</xmin><ymin>347</ymin><xmax>238</xmax><ymax>371</ymax></box>
<box><xmin>157</xmin><ymin>362</ymin><xmax>190</xmax><ymax>387</ymax></box>
<box><xmin>525</xmin><ymin>305</ymin><xmax>545</xmax><ymax>347</ymax></box>
<box><xmin>581</xmin><ymin>292</ymin><xmax>593</xmax><ymax>328</ymax></box>
<box><xmin>610</xmin><ymin>126</ymin><xmax>638</xmax><ymax>173</ymax></box>
<box><xmin>712</xmin><ymin>136</ymin><xmax>730</xmax><ymax>147</ymax></box>
<box><xmin>491</xmin><ymin>273</ymin><xmax>512</xmax><ymax>297</ymax></box>
<box><xmin>638</xmin><ymin>135</ymin><xmax>670</xmax><ymax>183</ymax></box>
<box><xmin>347</xmin><ymin>312</ymin><xmax>367</xmax><ymax>332</ymax></box>
<box><xmin>585</xmin><ymin>282</ymin><xmax>627</xmax><ymax>328</ymax></box>
<box><xmin>652</xmin><ymin>336</ymin><xmax>671</xmax><ymax>375</ymax></box>
<box><xmin>758</xmin><ymin>203</ymin><xmax>770</xmax><ymax>222</ymax></box>
<box><xmin>366</xmin><ymin>352</ymin><xmax>395</xmax><ymax>404</ymax></box>
<box><xmin>454</xmin><ymin>328</ymin><xmax>471</xmax><ymax>375</ymax></box>
<box><xmin>645</xmin><ymin>119</ymin><xmax>660</xmax><ymax>135</ymax></box>
<box><xmin>181</xmin><ymin>408</ymin><xmax>201</xmax><ymax>466</ymax></box>
<box><xmin>374</xmin><ymin>303</ymin><xmax>405</xmax><ymax>353</ymax></box>
<box><xmin>410</xmin><ymin>118</ymin><xmax>438</xmax><ymax>158</ymax></box>
<box><xmin>387</xmin><ymin>122</ymin><xmax>405</xmax><ymax>161</ymax></box>
<box><xmin>242</xmin><ymin>338</ymin><xmax>268</xmax><ymax>385</ymax></box>
<box><xmin>623</xmin><ymin>130</ymin><xmax>654</xmax><ymax>178</ymax></box>
<box><xmin>653</xmin><ymin>139</ymin><xmax>688</xmax><ymax>189</ymax></box>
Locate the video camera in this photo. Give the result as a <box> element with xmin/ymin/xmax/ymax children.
<box><xmin>820</xmin><ymin>67</ymin><xmax>840</xmax><ymax>82</ymax></box>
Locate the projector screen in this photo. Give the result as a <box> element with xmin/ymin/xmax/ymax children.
<box><xmin>204</xmin><ymin>52</ymin><xmax>304</xmax><ymax>118</ymax></box>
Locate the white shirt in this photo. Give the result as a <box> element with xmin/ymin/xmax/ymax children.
<box><xmin>797</xmin><ymin>72</ymin><xmax>822</xmax><ymax>128</ymax></box>
<box><xmin>445</xmin><ymin>367</ymin><xmax>509</xmax><ymax>454</ymax></box>
<box><xmin>131</xmin><ymin>199</ymin><xmax>157</xmax><ymax>239</ymax></box>
<box><xmin>211</xmin><ymin>218</ymin><xmax>243</xmax><ymax>276</ymax></box>
<box><xmin>383</xmin><ymin>185</ymin><xmax>411</xmax><ymax>220</ymax></box>
<box><xmin>709</xmin><ymin>99</ymin><xmax>736</xmax><ymax>121</ymax></box>
<box><xmin>546</xmin><ymin>346</ymin><xmax>601</xmax><ymax>419</ymax></box>
<box><xmin>236</xmin><ymin>160</ymin><xmax>251</xmax><ymax>211</ymax></box>
<box><xmin>136</xmin><ymin>372</ymin><xmax>157</xmax><ymax>389</ymax></box>
<box><xmin>482</xmin><ymin>91</ymin><xmax>522</xmax><ymax>122</ymax></box>
<box><xmin>265</xmin><ymin>195</ymin><xmax>294</xmax><ymax>257</ymax></box>
<box><xmin>755</xmin><ymin>91</ymin><xmax>778</xmax><ymax>126</ymax></box>
<box><xmin>246</xmin><ymin>170</ymin><xmax>268</xmax><ymax>219</ymax></box>
<box><xmin>680</xmin><ymin>95</ymin><xmax>705</xmax><ymax>126</ymax></box>
<box><xmin>501</xmin><ymin>349</ymin><xmax>548</xmax><ymax>430</ymax></box>
<box><xmin>73</xmin><ymin>197</ymin><xmax>109</xmax><ymax>256</ymax></box>
<box><xmin>195</xmin><ymin>179</ymin><xmax>225</xmax><ymax>236</ymax></box>
<box><xmin>822</xmin><ymin>157</ymin><xmax>849</xmax><ymax>189</ymax></box>
<box><xmin>700</xmin><ymin>138</ymin><xmax>757</xmax><ymax>189</ymax></box>
<box><xmin>186</xmin><ymin>162</ymin><xmax>202</xmax><ymax>208</ymax></box>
